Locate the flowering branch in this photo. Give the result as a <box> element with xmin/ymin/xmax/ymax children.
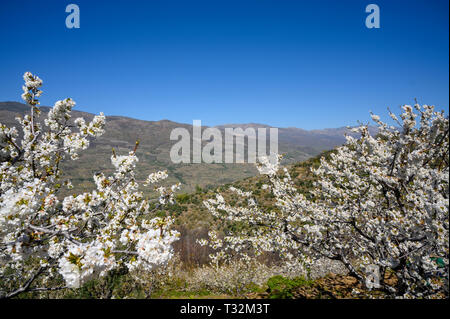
<box><xmin>0</xmin><ymin>72</ymin><xmax>181</xmax><ymax>298</ymax></box>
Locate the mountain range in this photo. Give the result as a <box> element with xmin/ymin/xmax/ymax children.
<box><xmin>0</xmin><ymin>101</ymin><xmax>375</xmax><ymax>194</ymax></box>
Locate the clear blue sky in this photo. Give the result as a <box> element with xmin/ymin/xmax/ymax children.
<box><xmin>0</xmin><ymin>0</ymin><xmax>448</xmax><ymax>129</ymax></box>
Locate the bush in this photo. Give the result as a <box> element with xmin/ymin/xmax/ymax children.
<box><xmin>176</xmin><ymin>193</ymin><xmax>191</xmax><ymax>204</ymax></box>
<box><xmin>266</xmin><ymin>275</ymin><xmax>312</xmax><ymax>299</ymax></box>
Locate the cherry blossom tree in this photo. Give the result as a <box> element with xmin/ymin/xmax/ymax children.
<box><xmin>201</xmin><ymin>104</ymin><xmax>449</xmax><ymax>298</ymax></box>
<box><xmin>0</xmin><ymin>72</ymin><xmax>180</xmax><ymax>298</ymax></box>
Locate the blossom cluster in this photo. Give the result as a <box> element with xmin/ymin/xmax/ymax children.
<box><xmin>0</xmin><ymin>72</ymin><xmax>180</xmax><ymax>297</ymax></box>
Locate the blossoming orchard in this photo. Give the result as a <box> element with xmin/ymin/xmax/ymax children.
<box><xmin>0</xmin><ymin>73</ymin><xmax>180</xmax><ymax>297</ymax></box>
<box><xmin>0</xmin><ymin>72</ymin><xmax>448</xmax><ymax>299</ymax></box>
<box><xmin>200</xmin><ymin>105</ymin><xmax>449</xmax><ymax>298</ymax></box>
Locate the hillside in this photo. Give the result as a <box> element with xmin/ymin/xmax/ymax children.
<box><xmin>1</xmin><ymin>101</ymin><xmax>359</xmax><ymax>194</ymax></box>
<box><xmin>161</xmin><ymin>150</ymin><xmax>330</xmax><ymax>230</ymax></box>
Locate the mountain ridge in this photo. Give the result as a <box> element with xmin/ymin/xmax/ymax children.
<box><xmin>1</xmin><ymin>101</ymin><xmax>377</xmax><ymax>133</ymax></box>
<box><xmin>1</xmin><ymin>101</ymin><xmax>371</xmax><ymax>194</ymax></box>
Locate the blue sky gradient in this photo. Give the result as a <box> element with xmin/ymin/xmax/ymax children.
<box><xmin>0</xmin><ymin>0</ymin><xmax>448</xmax><ymax>129</ymax></box>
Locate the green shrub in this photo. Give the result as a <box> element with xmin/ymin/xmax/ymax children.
<box><xmin>266</xmin><ymin>275</ymin><xmax>312</xmax><ymax>299</ymax></box>
<box><xmin>176</xmin><ymin>193</ymin><xmax>191</xmax><ymax>204</ymax></box>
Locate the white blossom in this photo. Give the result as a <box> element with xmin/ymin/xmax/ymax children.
<box><xmin>0</xmin><ymin>72</ymin><xmax>180</xmax><ymax>297</ymax></box>
<box><xmin>202</xmin><ymin>105</ymin><xmax>449</xmax><ymax>298</ymax></box>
